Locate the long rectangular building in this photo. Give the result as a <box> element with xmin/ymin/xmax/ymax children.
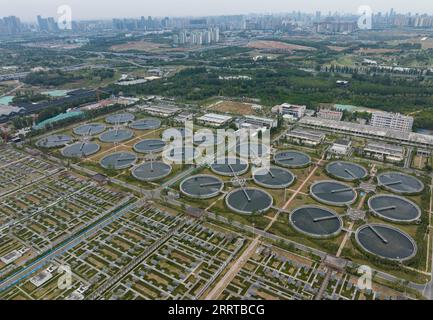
<box><xmin>370</xmin><ymin>112</ymin><xmax>413</xmax><ymax>132</ymax></box>
<box><xmin>287</xmin><ymin>128</ymin><xmax>326</xmax><ymax>146</ymax></box>
<box><xmin>298</xmin><ymin>116</ymin><xmax>433</xmax><ymax>149</ymax></box>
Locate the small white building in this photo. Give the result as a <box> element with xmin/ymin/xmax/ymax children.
<box><xmin>330</xmin><ymin>139</ymin><xmax>352</xmax><ymax>156</ymax></box>
<box><xmin>197</xmin><ymin>113</ymin><xmax>233</xmax><ymax>127</ymax></box>
<box><xmin>237</xmin><ymin>115</ymin><xmax>278</xmax><ymax>129</ymax></box>
<box><xmin>273</xmin><ymin>103</ymin><xmax>307</xmax><ymax>119</ymax></box>
<box><xmin>0</xmin><ymin>250</ymin><xmax>22</xmax><ymax>265</ymax></box>
<box><xmin>30</xmin><ymin>270</ymin><xmax>53</xmax><ymax>287</ymax></box>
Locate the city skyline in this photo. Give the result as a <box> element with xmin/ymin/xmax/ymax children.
<box><xmin>4</xmin><ymin>0</ymin><xmax>433</xmax><ymax>22</ymax></box>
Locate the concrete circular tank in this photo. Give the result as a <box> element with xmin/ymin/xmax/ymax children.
<box><xmin>355</xmin><ymin>224</ymin><xmax>417</xmax><ymax>261</ymax></box>
<box><xmin>132</xmin><ymin>162</ymin><xmax>172</xmax><ymax>182</ymax></box>
<box><xmin>163</xmin><ymin>146</ymin><xmax>200</xmax><ymax>164</ymax></box>
<box><xmin>180</xmin><ymin>175</ymin><xmax>224</xmax><ymax>199</ymax></box>
<box><xmin>73</xmin><ymin>123</ymin><xmax>106</xmax><ymax>136</ymax></box>
<box><xmin>274</xmin><ymin>150</ymin><xmax>311</xmax><ymax>168</ymax></box>
<box><xmin>210</xmin><ymin>157</ymin><xmax>249</xmax><ymax>176</ymax></box>
<box><xmin>377</xmin><ymin>172</ymin><xmax>424</xmax><ymax>195</ymax></box>
<box><xmin>368</xmin><ymin>194</ymin><xmax>421</xmax><ymax>223</ymax></box>
<box><xmin>326</xmin><ymin>161</ymin><xmax>368</xmax><ymax>181</ymax></box>
<box><xmin>225</xmin><ymin>187</ymin><xmax>273</xmax><ymax>215</ymax></box>
<box><xmin>61</xmin><ymin>142</ymin><xmax>100</xmax><ymax>158</ymax></box>
<box><xmin>105</xmin><ymin>113</ymin><xmax>135</xmax><ymax>124</ymax></box>
<box><xmin>133</xmin><ymin>139</ymin><xmax>166</xmax><ymax>154</ymax></box>
<box><xmin>162</xmin><ymin>127</ymin><xmax>193</xmax><ymax>141</ymax></box>
<box><xmin>100</xmin><ymin>152</ymin><xmax>137</xmax><ymax>170</ymax></box>
<box><xmin>253</xmin><ymin>167</ymin><xmax>295</xmax><ymax>189</ymax></box>
<box><xmin>193</xmin><ymin>132</ymin><xmax>224</xmax><ymax>147</ymax></box>
<box><xmin>36</xmin><ymin>135</ymin><xmax>73</xmax><ymax>148</ymax></box>
<box><xmin>310</xmin><ymin>180</ymin><xmax>357</xmax><ymax>206</ymax></box>
<box><xmin>129</xmin><ymin>118</ymin><xmax>161</xmax><ymax>130</ymax></box>
<box><xmin>99</xmin><ymin>129</ymin><xmax>134</xmax><ymax>143</ymax></box>
<box><xmin>289</xmin><ymin>206</ymin><xmax>343</xmax><ymax>238</ymax></box>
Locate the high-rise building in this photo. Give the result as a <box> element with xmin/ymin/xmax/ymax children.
<box><xmin>370</xmin><ymin>112</ymin><xmax>414</xmax><ymax>132</ymax></box>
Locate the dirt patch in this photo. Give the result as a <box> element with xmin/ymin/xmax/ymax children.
<box><xmin>327</xmin><ymin>46</ymin><xmax>349</xmax><ymax>52</ymax></box>
<box><xmin>246</xmin><ymin>40</ymin><xmax>316</xmax><ymax>52</ymax></box>
<box><xmin>110</xmin><ymin>41</ymin><xmax>169</xmax><ymax>52</ymax></box>
<box><xmin>207</xmin><ymin>100</ymin><xmax>257</xmax><ymax>116</ymax></box>
<box><xmin>357</xmin><ymin>48</ymin><xmax>400</xmax><ymax>54</ymax></box>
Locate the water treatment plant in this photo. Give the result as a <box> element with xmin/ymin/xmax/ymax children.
<box><xmin>73</xmin><ymin>123</ymin><xmax>106</xmax><ymax>136</ymax></box>
<box><xmin>289</xmin><ymin>206</ymin><xmax>343</xmax><ymax>239</ymax></box>
<box><xmin>61</xmin><ymin>142</ymin><xmax>100</xmax><ymax>158</ymax></box>
<box><xmin>310</xmin><ymin>180</ymin><xmax>357</xmax><ymax>206</ymax></box>
<box><xmin>36</xmin><ymin>134</ymin><xmax>73</xmax><ymax>148</ymax></box>
<box><xmin>105</xmin><ymin>112</ymin><xmax>135</xmax><ymax>124</ymax></box>
<box><xmin>225</xmin><ymin>187</ymin><xmax>273</xmax><ymax>215</ymax></box>
<box><xmin>180</xmin><ymin>175</ymin><xmax>224</xmax><ymax>199</ymax></box>
<box><xmin>211</xmin><ymin>157</ymin><xmax>249</xmax><ymax>176</ymax></box>
<box><xmin>377</xmin><ymin>172</ymin><xmax>425</xmax><ymax>195</ymax></box>
<box><xmin>131</xmin><ymin>162</ymin><xmax>172</xmax><ymax>182</ymax></box>
<box><xmin>100</xmin><ymin>151</ymin><xmax>137</xmax><ymax>170</ymax></box>
<box><xmin>326</xmin><ymin>161</ymin><xmax>368</xmax><ymax>181</ymax></box>
<box><xmin>355</xmin><ymin>224</ymin><xmax>417</xmax><ymax>261</ymax></box>
<box><xmin>252</xmin><ymin>167</ymin><xmax>295</xmax><ymax>189</ymax></box>
<box><xmin>133</xmin><ymin>139</ymin><xmax>166</xmax><ymax>153</ymax></box>
<box><xmin>99</xmin><ymin>128</ymin><xmax>134</xmax><ymax>143</ymax></box>
<box><xmin>274</xmin><ymin>150</ymin><xmax>311</xmax><ymax>168</ymax></box>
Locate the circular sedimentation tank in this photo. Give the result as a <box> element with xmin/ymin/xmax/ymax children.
<box><xmin>274</xmin><ymin>150</ymin><xmax>311</xmax><ymax>168</ymax></box>
<box><xmin>61</xmin><ymin>142</ymin><xmax>100</xmax><ymax>158</ymax></box>
<box><xmin>180</xmin><ymin>175</ymin><xmax>224</xmax><ymax>199</ymax></box>
<box><xmin>100</xmin><ymin>152</ymin><xmax>137</xmax><ymax>170</ymax></box>
<box><xmin>289</xmin><ymin>206</ymin><xmax>343</xmax><ymax>238</ymax></box>
<box><xmin>310</xmin><ymin>180</ymin><xmax>357</xmax><ymax>206</ymax></box>
<box><xmin>193</xmin><ymin>132</ymin><xmax>224</xmax><ymax>147</ymax></box>
<box><xmin>132</xmin><ymin>162</ymin><xmax>172</xmax><ymax>182</ymax></box>
<box><xmin>225</xmin><ymin>187</ymin><xmax>273</xmax><ymax>215</ymax></box>
<box><xmin>129</xmin><ymin>118</ymin><xmax>161</xmax><ymax>130</ymax></box>
<box><xmin>368</xmin><ymin>194</ymin><xmax>421</xmax><ymax>223</ymax></box>
<box><xmin>133</xmin><ymin>139</ymin><xmax>166</xmax><ymax>154</ymax></box>
<box><xmin>36</xmin><ymin>135</ymin><xmax>73</xmax><ymax>148</ymax></box>
<box><xmin>253</xmin><ymin>167</ymin><xmax>295</xmax><ymax>189</ymax></box>
<box><xmin>326</xmin><ymin>161</ymin><xmax>368</xmax><ymax>181</ymax></box>
<box><xmin>355</xmin><ymin>224</ymin><xmax>417</xmax><ymax>261</ymax></box>
<box><xmin>105</xmin><ymin>113</ymin><xmax>135</xmax><ymax>124</ymax></box>
<box><xmin>162</xmin><ymin>127</ymin><xmax>193</xmax><ymax>141</ymax></box>
<box><xmin>210</xmin><ymin>157</ymin><xmax>249</xmax><ymax>176</ymax></box>
<box><xmin>163</xmin><ymin>146</ymin><xmax>200</xmax><ymax>163</ymax></box>
<box><xmin>377</xmin><ymin>172</ymin><xmax>424</xmax><ymax>195</ymax></box>
<box><xmin>73</xmin><ymin>123</ymin><xmax>106</xmax><ymax>136</ymax></box>
<box><xmin>237</xmin><ymin>143</ymin><xmax>270</xmax><ymax>159</ymax></box>
<box><xmin>99</xmin><ymin>129</ymin><xmax>134</xmax><ymax>143</ymax></box>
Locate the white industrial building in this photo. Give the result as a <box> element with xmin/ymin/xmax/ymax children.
<box><xmin>317</xmin><ymin>108</ymin><xmax>343</xmax><ymax>121</ymax></box>
<box><xmin>237</xmin><ymin>115</ymin><xmax>278</xmax><ymax>130</ymax></box>
<box><xmin>298</xmin><ymin>116</ymin><xmax>433</xmax><ymax>149</ymax></box>
<box><xmin>370</xmin><ymin>112</ymin><xmax>414</xmax><ymax>132</ymax></box>
<box><xmin>329</xmin><ymin>139</ymin><xmax>352</xmax><ymax>156</ymax></box>
<box><xmin>287</xmin><ymin>128</ymin><xmax>326</xmax><ymax>146</ymax></box>
<box><xmin>197</xmin><ymin>113</ymin><xmax>233</xmax><ymax>127</ymax></box>
<box><xmin>364</xmin><ymin>141</ymin><xmax>404</xmax><ymax>163</ymax></box>
<box><xmin>273</xmin><ymin>103</ymin><xmax>307</xmax><ymax>119</ymax></box>
<box><xmin>141</xmin><ymin>105</ymin><xmax>180</xmax><ymax>118</ymax></box>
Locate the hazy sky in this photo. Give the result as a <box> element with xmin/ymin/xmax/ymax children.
<box><xmin>4</xmin><ymin>0</ymin><xmax>433</xmax><ymax>22</ymax></box>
